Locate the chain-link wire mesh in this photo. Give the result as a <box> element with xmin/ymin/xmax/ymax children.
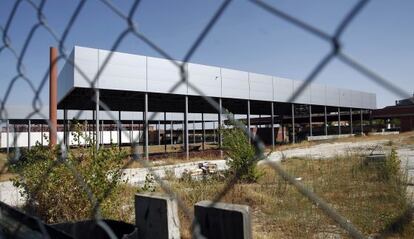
<box><xmin>0</xmin><ymin>0</ymin><xmax>413</xmax><ymax>238</ymax></box>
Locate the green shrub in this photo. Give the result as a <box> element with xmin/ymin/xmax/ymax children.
<box><xmin>222</xmin><ymin>125</ymin><xmax>261</xmax><ymax>183</ymax></box>
<box><xmin>11</xmin><ymin>126</ymin><xmax>128</xmax><ymax>223</ymax></box>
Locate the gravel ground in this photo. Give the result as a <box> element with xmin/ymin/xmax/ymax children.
<box><xmin>2</xmin><ymin>138</ymin><xmax>413</xmax><ymax>207</ymax></box>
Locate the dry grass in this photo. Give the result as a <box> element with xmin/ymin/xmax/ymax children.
<box><xmin>161</xmin><ymin>152</ymin><xmax>413</xmax><ymax>238</ymax></box>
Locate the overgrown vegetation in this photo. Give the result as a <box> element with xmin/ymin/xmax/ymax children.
<box><xmin>165</xmin><ymin>148</ymin><xmax>413</xmax><ymax>238</ymax></box>
<box><xmin>222</xmin><ymin>125</ymin><xmax>261</xmax><ymax>182</ymax></box>
<box><xmin>10</xmin><ymin>123</ymin><xmax>128</xmax><ymax>223</ymax></box>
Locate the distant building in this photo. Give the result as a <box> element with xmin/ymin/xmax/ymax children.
<box><xmin>372</xmin><ymin>94</ymin><xmax>414</xmax><ymax>132</ymax></box>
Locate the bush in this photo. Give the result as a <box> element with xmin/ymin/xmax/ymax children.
<box><xmin>222</xmin><ymin>125</ymin><xmax>261</xmax><ymax>183</ymax></box>
<box><xmin>11</xmin><ymin>127</ymin><xmax>128</xmax><ymax>223</ymax></box>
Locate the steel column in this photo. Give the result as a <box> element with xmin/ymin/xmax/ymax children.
<box><xmin>40</xmin><ymin>123</ymin><xmax>43</xmax><ymax>146</ymax></box>
<box><xmin>247</xmin><ymin>100</ymin><xmax>251</xmax><ymax>143</ymax></box>
<box><xmin>350</xmin><ymin>108</ymin><xmax>353</xmax><ymax>134</ymax></box>
<box><xmin>202</xmin><ymin>113</ymin><xmax>205</xmax><ymax>150</ymax></box>
<box><xmin>64</xmin><ymin>109</ymin><xmax>68</xmax><ymax>146</ymax></box>
<box><xmin>193</xmin><ymin>121</ymin><xmax>196</xmax><ymax>144</ymax></box>
<box><xmin>6</xmin><ymin>120</ymin><xmax>9</xmax><ymax>155</ymax></box>
<box><xmin>184</xmin><ymin>96</ymin><xmax>189</xmax><ymax>160</ymax></box>
<box><xmin>118</xmin><ymin>111</ymin><xmax>121</xmax><ymax>149</ymax></box>
<box><xmin>309</xmin><ymin>105</ymin><xmax>313</xmax><ymax>137</ymax></box>
<box><xmin>271</xmin><ymin>102</ymin><xmax>275</xmax><ymax>150</ymax></box>
<box><xmin>360</xmin><ymin>110</ymin><xmax>363</xmax><ymax>134</ymax></box>
<box><xmin>144</xmin><ymin>93</ymin><xmax>149</xmax><ymax>160</ymax></box>
<box><xmin>338</xmin><ymin>107</ymin><xmax>341</xmax><ymax>135</ymax></box>
<box><xmin>28</xmin><ymin>120</ymin><xmax>31</xmax><ymax>150</ymax></box>
<box><xmin>95</xmin><ymin>91</ymin><xmax>100</xmax><ymax>150</ymax></box>
<box><xmin>164</xmin><ymin>112</ymin><xmax>167</xmax><ymax>153</ymax></box>
<box><xmin>291</xmin><ymin>104</ymin><xmax>295</xmax><ymax>144</ymax></box>
<box><xmin>170</xmin><ymin>120</ymin><xmax>173</xmax><ymax>145</ymax></box>
<box><xmin>157</xmin><ymin>120</ymin><xmax>161</xmax><ymax>146</ymax></box>
<box><xmin>324</xmin><ymin>106</ymin><xmax>328</xmax><ymax>136</ymax></box>
<box><xmin>218</xmin><ymin>98</ymin><xmax>223</xmax><ymax>148</ymax></box>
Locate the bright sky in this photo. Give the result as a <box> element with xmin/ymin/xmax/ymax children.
<box><xmin>1</xmin><ymin>0</ymin><xmax>413</xmax><ymax>111</ymax></box>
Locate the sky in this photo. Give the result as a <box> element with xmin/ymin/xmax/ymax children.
<box><xmin>0</xmin><ymin>0</ymin><xmax>413</xmax><ymax>115</ymax></box>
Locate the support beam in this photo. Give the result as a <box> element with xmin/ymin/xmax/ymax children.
<box><xmin>164</xmin><ymin>112</ymin><xmax>167</xmax><ymax>153</ymax></box>
<box><xmin>360</xmin><ymin>110</ymin><xmax>364</xmax><ymax>134</ymax></box>
<box><xmin>28</xmin><ymin>120</ymin><xmax>31</xmax><ymax>150</ymax></box>
<box><xmin>170</xmin><ymin>120</ymin><xmax>173</xmax><ymax>146</ymax></box>
<box><xmin>157</xmin><ymin>120</ymin><xmax>161</xmax><ymax>146</ymax></box>
<box><xmin>338</xmin><ymin>107</ymin><xmax>341</xmax><ymax>135</ymax></box>
<box><xmin>144</xmin><ymin>94</ymin><xmax>149</xmax><ymax>160</ymax></box>
<box><xmin>202</xmin><ymin>113</ymin><xmax>205</xmax><ymax>150</ymax></box>
<box><xmin>64</xmin><ymin>109</ymin><xmax>68</xmax><ymax>146</ymax></box>
<box><xmin>96</xmin><ymin>91</ymin><xmax>100</xmax><ymax>150</ymax></box>
<box><xmin>193</xmin><ymin>121</ymin><xmax>196</xmax><ymax>144</ymax></box>
<box><xmin>40</xmin><ymin>123</ymin><xmax>43</xmax><ymax>146</ymax></box>
<box><xmin>324</xmin><ymin>106</ymin><xmax>328</xmax><ymax>136</ymax></box>
<box><xmin>291</xmin><ymin>104</ymin><xmax>295</xmax><ymax>144</ymax></box>
<box><xmin>309</xmin><ymin>105</ymin><xmax>313</xmax><ymax>137</ymax></box>
<box><xmin>247</xmin><ymin>100</ymin><xmax>251</xmax><ymax>143</ymax></box>
<box><xmin>271</xmin><ymin>102</ymin><xmax>275</xmax><ymax>150</ymax></box>
<box><xmin>184</xmin><ymin>96</ymin><xmax>189</xmax><ymax>160</ymax></box>
<box><xmin>350</xmin><ymin>108</ymin><xmax>353</xmax><ymax>134</ymax></box>
<box><xmin>118</xmin><ymin>111</ymin><xmax>121</xmax><ymax>149</ymax></box>
<box><xmin>6</xmin><ymin>120</ymin><xmax>9</xmax><ymax>155</ymax></box>
<box><xmin>218</xmin><ymin>98</ymin><xmax>223</xmax><ymax>148</ymax></box>
<box><xmin>49</xmin><ymin>47</ymin><xmax>58</xmax><ymax>147</ymax></box>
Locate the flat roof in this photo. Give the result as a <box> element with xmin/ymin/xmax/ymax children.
<box><xmin>57</xmin><ymin>46</ymin><xmax>376</xmax><ymax>112</ymax></box>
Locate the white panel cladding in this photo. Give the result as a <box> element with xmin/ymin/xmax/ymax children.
<box><xmin>369</xmin><ymin>93</ymin><xmax>377</xmax><ymax>109</ymax></box>
<box><xmin>147</xmin><ymin>57</ymin><xmax>187</xmax><ymax>94</ymax></box>
<box><xmin>339</xmin><ymin>89</ymin><xmax>352</xmax><ymax>107</ymax></box>
<box><xmin>310</xmin><ymin>83</ymin><xmax>326</xmax><ymax>105</ymax></box>
<box><xmin>325</xmin><ymin>86</ymin><xmax>340</xmax><ymax>106</ymax></box>
<box><xmin>98</xmin><ymin>49</ymin><xmax>147</xmax><ymax>91</ymax></box>
<box><xmin>58</xmin><ymin>50</ymin><xmax>74</xmax><ymax>102</ymax></box>
<box><xmin>351</xmin><ymin>90</ymin><xmax>363</xmax><ymax>108</ymax></box>
<box><xmin>292</xmin><ymin>80</ymin><xmax>310</xmax><ymax>104</ymax></box>
<box><xmin>221</xmin><ymin>68</ymin><xmax>249</xmax><ymax>99</ymax></box>
<box><xmin>362</xmin><ymin>93</ymin><xmax>371</xmax><ymax>109</ymax></box>
<box><xmin>249</xmin><ymin>73</ymin><xmax>273</xmax><ymax>101</ymax></box>
<box><xmin>74</xmin><ymin>46</ymin><xmax>99</xmax><ymax>88</ymax></box>
<box><xmin>187</xmin><ymin>63</ymin><xmax>221</xmax><ymax>97</ymax></box>
<box><xmin>274</xmin><ymin>77</ymin><xmax>293</xmax><ymax>102</ymax></box>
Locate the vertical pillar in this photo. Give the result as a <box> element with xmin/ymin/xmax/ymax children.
<box><xmin>164</xmin><ymin>112</ymin><xmax>167</xmax><ymax>153</ymax></box>
<box><xmin>218</xmin><ymin>98</ymin><xmax>223</xmax><ymax>148</ymax></box>
<box><xmin>192</xmin><ymin>121</ymin><xmax>195</xmax><ymax>144</ymax></box>
<box><xmin>49</xmin><ymin>47</ymin><xmax>58</xmax><ymax>147</ymax></box>
<box><xmin>144</xmin><ymin>93</ymin><xmax>149</xmax><ymax>160</ymax></box>
<box><xmin>170</xmin><ymin>120</ymin><xmax>173</xmax><ymax>145</ymax></box>
<box><xmin>184</xmin><ymin>96</ymin><xmax>189</xmax><ymax>160</ymax></box>
<box><xmin>131</xmin><ymin>120</ymin><xmax>134</xmax><ymax>145</ymax></box>
<box><xmin>324</xmin><ymin>106</ymin><xmax>328</xmax><ymax>136</ymax></box>
<box><xmin>271</xmin><ymin>102</ymin><xmax>275</xmax><ymax>150</ymax></box>
<box><xmin>213</xmin><ymin>122</ymin><xmax>216</xmax><ymax>143</ymax></box>
<box><xmin>92</xmin><ymin>110</ymin><xmax>95</xmax><ymax>143</ymax></box>
<box><xmin>338</xmin><ymin>107</ymin><xmax>341</xmax><ymax>135</ymax></box>
<box><xmin>202</xmin><ymin>113</ymin><xmax>205</xmax><ymax>150</ymax></box>
<box><xmin>64</xmin><ymin>109</ymin><xmax>68</xmax><ymax>146</ymax></box>
<box><xmin>309</xmin><ymin>105</ymin><xmax>313</xmax><ymax>137</ymax></box>
<box><xmin>28</xmin><ymin>120</ymin><xmax>31</xmax><ymax>150</ymax></box>
<box><xmin>360</xmin><ymin>109</ymin><xmax>364</xmax><ymax>135</ymax></box>
<box><xmin>40</xmin><ymin>123</ymin><xmax>44</xmax><ymax>146</ymax></box>
<box><xmin>96</xmin><ymin>91</ymin><xmax>100</xmax><ymax>150</ymax></box>
<box><xmin>281</xmin><ymin>113</ymin><xmax>285</xmax><ymax>142</ymax></box>
<box><xmin>350</xmin><ymin>108</ymin><xmax>353</xmax><ymax>134</ymax></box>
<box><xmin>6</xmin><ymin>120</ymin><xmax>9</xmax><ymax>155</ymax></box>
<box><xmin>157</xmin><ymin>120</ymin><xmax>161</xmax><ymax>146</ymax></box>
<box><xmin>291</xmin><ymin>104</ymin><xmax>295</xmax><ymax>144</ymax></box>
<box><xmin>247</xmin><ymin>100</ymin><xmax>251</xmax><ymax>143</ymax></box>
<box><xmin>118</xmin><ymin>111</ymin><xmax>121</xmax><ymax>149</ymax></box>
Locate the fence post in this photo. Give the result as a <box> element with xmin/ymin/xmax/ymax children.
<box><xmin>194</xmin><ymin>200</ymin><xmax>251</xmax><ymax>239</ymax></box>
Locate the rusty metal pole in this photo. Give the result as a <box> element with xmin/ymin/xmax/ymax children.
<box><xmin>49</xmin><ymin>47</ymin><xmax>58</xmax><ymax>147</ymax></box>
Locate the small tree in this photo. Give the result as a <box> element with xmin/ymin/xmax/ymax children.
<box><xmin>222</xmin><ymin>124</ymin><xmax>261</xmax><ymax>183</ymax></box>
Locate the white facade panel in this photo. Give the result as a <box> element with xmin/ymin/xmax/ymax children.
<box><xmin>58</xmin><ymin>51</ymin><xmax>74</xmax><ymax>102</ymax></box>
<box><xmin>98</xmin><ymin>49</ymin><xmax>147</xmax><ymax>92</ymax></box>
<box><xmin>147</xmin><ymin>57</ymin><xmax>187</xmax><ymax>94</ymax></box>
<box><xmin>187</xmin><ymin>63</ymin><xmax>221</xmax><ymax>97</ymax></box>
<box><xmin>73</xmin><ymin>46</ymin><xmax>99</xmax><ymax>88</ymax></box>
<box><xmin>339</xmin><ymin>89</ymin><xmax>352</xmax><ymax>108</ymax></box>
<box><xmin>221</xmin><ymin>68</ymin><xmax>249</xmax><ymax>99</ymax></box>
<box><xmin>293</xmin><ymin>80</ymin><xmax>310</xmax><ymax>104</ymax></box>
<box><xmin>325</xmin><ymin>86</ymin><xmax>340</xmax><ymax>106</ymax></box>
<box><xmin>351</xmin><ymin>90</ymin><xmax>363</xmax><ymax>108</ymax></box>
<box><xmin>310</xmin><ymin>83</ymin><xmax>326</xmax><ymax>105</ymax></box>
<box><xmin>249</xmin><ymin>73</ymin><xmax>273</xmax><ymax>101</ymax></box>
<box><xmin>274</xmin><ymin>77</ymin><xmax>293</xmax><ymax>102</ymax></box>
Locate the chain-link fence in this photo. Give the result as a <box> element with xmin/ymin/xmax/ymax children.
<box><xmin>1</xmin><ymin>0</ymin><xmax>413</xmax><ymax>238</ymax></box>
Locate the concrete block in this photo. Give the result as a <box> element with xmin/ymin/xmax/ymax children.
<box><xmin>195</xmin><ymin>200</ymin><xmax>251</xmax><ymax>239</ymax></box>
<box><xmin>135</xmin><ymin>193</ymin><xmax>180</xmax><ymax>239</ymax></box>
